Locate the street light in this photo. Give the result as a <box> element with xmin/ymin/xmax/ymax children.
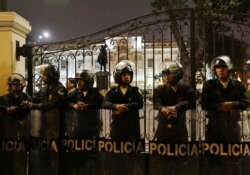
<box><xmin>38</xmin><ymin>31</ymin><xmax>50</xmax><ymax>43</ymax></box>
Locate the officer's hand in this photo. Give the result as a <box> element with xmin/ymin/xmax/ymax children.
<box><xmin>79</xmin><ymin>102</ymin><xmax>88</xmax><ymax>111</ymax></box>
<box><xmin>161</xmin><ymin>106</ymin><xmax>177</xmax><ymax>118</ymax></box>
<box><xmin>6</xmin><ymin>106</ymin><xmax>16</xmax><ymax>114</ymax></box>
<box><xmin>73</xmin><ymin>102</ymin><xmax>88</xmax><ymax>111</ymax></box>
<box><xmin>219</xmin><ymin>102</ymin><xmax>233</xmax><ymax>112</ymax></box>
<box><xmin>73</xmin><ymin>103</ymin><xmax>82</xmax><ymax>111</ymax></box>
<box><xmin>161</xmin><ymin>107</ymin><xmax>172</xmax><ymax>117</ymax></box>
<box><xmin>116</xmin><ymin>104</ymin><xmax>129</xmax><ymax>113</ymax></box>
<box><xmin>21</xmin><ymin>100</ymin><xmax>30</xmax><ymax>108</ymax></box>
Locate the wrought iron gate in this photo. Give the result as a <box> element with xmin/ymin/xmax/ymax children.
<box><xmin>17</xmin><ymin>8</ymin><xmax>250</xmax><ymax>175</ymax></box>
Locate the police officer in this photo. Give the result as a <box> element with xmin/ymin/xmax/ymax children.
<box><xmin>30</xmin><ymin>64</ymin><xmax>67</xmax><ymax>137</ymax></box>
<box><xmin>154</xmin><ymin>61</ymin><xmax>196</xmax><ymax>142</ymax></box>
<box><xmin>29</xmin><ymin>64</ymin><xmax>67</xmax><ymax>175</ymax></box>
<box><xmin>63</xmin><ymin>69</ymin><xmax>103</xmax><ymax>175</ymax></box>
<box><xmin>0</xmin><ymin>73</ymin><xmax>31</xmax><ymax>175</ymax></box>
<box><xmin>103</xmin><ymin>60</ymin><xmax>143</xmax><ymax>140</ymax></box>
<box><xmin>153</xmin><ymin>61</ymin><xmax>195</xmax><ymax>175</ymax></box>
<box><xmin>201</xmin><ymin>55</ymin><xmax>249</xmax><ymax>175</ymax></box>
<box><xmin>102</xmin><ymin>60</ymin><xmax>143</xmax><ymax>175</ymax></box>
<box><xmin>67</xmin><ymin>70</ymin><xmax>103</xmax><ymax>138</ymax></box>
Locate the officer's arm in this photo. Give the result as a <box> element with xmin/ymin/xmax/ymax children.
<box><xmin>33</xmin><ymin>88</ymin><xmax>67</xmax><ymax>111</ymax></box>
<box><xmin>102</xmin><ymin>91</ymin><xmax>116</xmax><ymax>109</ymax></box>
<box><xmin>125</xmin><ymin>88</ymin><xmax>143</xmax><ymax>110</ymax></box>
<box><xmin>231</xmin><ymin>82</ymin><xmax>249</xmax><ymax>110</ymax></box>
<box><xmin>201</xmin><ymin>81</ymin><xmax>220</xmax><ymax>110</ymax></box>
<box><xmin>86</xmin><ymin>90</ymin><xmax>103</xmax><ymax>109</ymax></box>
<box><xmin>153</xmin><ymin>86</ymin><xmax>164</xmax><ymax>111</ymax></box>
<box><xmin>175</xmin><ymin>85</ymin><xmax>196</xmax><ymax>111</ymax></box>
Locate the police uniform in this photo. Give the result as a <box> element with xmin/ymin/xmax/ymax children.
<box><xmin>154</xmin><ymin>82</ymin><xmax>195</xmax><ymax>142</ymax></box>
<box><xmin>152</xmin><ymin>61</ymin><xmax>195</xmax><ymax>175</ymax></box>
<box><xmin>0</xmin><ymin>75</ymin><xmax>31</xmax><ymax>175</ymax></box>
<box><xmin>67</xmin><ymin>87</ymin><xmax>103</xmax><ymax>138</ymax></box>
<box><xmin>201</xmin><ymin>55</ymin><xmax>249</xmax><ymax>175</ymax></box>
<box><xmin>103</xmin><ymin>85</ymin><xmax>143</xmax><ymax>140</ymax></box>
<box><xmin>0</xmin><ymin>92</ymin><xmax>31</xmax><ymax>139</ymax></box>
<box><xmin>30</xmin><ymin>74</ymin><xmax>67</xmax><ymax>175</ymax></box>
<box><xmin>32</xmin><ymin>81</ymin><xmax>67</xmax><ymax>138</ymax></box>
<box><xmin>201</xmin><ymin>78</ymin><xmax>248</xmax><ymax>142</ymax></box>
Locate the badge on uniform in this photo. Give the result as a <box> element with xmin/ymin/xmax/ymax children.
<box><xmin>58</xmin><ymin>88</ymin><xmax>65</xmax><ymax>96</ymax></box>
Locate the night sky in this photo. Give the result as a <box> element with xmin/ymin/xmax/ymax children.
<box><xmin>8</xmin><ymin>0</ymin><xmax>153</xmax><ymax>42</ymax></box>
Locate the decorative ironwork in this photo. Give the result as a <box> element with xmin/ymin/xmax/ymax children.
<box><xmin>26</xmin><ymin>8</ymin><xmax>250</xmax><ymax>142</ymax></box>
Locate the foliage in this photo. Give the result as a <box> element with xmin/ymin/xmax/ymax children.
<box><xmin>150</xmin><ymin>0</ymin><xmax>250</xmax><ymax>73</ymax></box>
<box><xmin>151</xmin><ymin>0</ymin><xmax>188</xmax><ymax>11</ymax></box>
<box><xmin>151</xmin><ymin>0</ymin><xmax>250</xmax><ymax>13</ymax></box>
<box><xmin>194</xmin><ymin>0</ymin><xmax>249</xmax><ymax>13</ymax></box>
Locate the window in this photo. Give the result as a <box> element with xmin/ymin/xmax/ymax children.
<box><xmin>148</xmin><ymin>58</ymin><xmax>153</xmax><ymax>68</ymax></box>
<box><xmin>61</xmin><ymin>60</ymin><xmax>67</xmax><ymax>69</ymax></box>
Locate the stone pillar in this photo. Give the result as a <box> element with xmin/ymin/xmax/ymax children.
<box><xmin>96</xmin><ymin>71</ymin><xmax>109</xmax><ymax>90</ymax></box>
<box><xmin>0</xmin><ymin>12</ymin><xmax>31</xmax><ymax>95</ymax></box>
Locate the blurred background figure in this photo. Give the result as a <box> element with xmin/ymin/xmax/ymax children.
<box><xmin>66</xmin><ymin>78</ymin><xmax>77</xmax><ymax>96</ymax></box>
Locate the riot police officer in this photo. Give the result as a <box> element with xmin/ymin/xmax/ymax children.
<box><xmin>154</xmin><ymin>61</ymin><xmax>195</xmax><ymax>142</ymax></box>
<box><xmin>102</xmin><ymin>60</ymin><xmax>143</xmax><ymax>175</ymax></box>
<box><xmin>67</xmin><ymin>69</ymin><xmax>103</xmax><ymax>138</ymax></box>
<box><xmin>30</xmin><ymin>64</ymin><xmax>67</xmax><ymax>137</ymax></box>
<box><xmin>153</xmin><ymin>61</ymin><xmax>195</xmax><ymax>175</ymax></box>
<box><xmin>103</xmin><ymin>60</ymin><xmax>143</xmax><ymax>140</ymax></box>
<box><xmin>63</xmin><ymin>69</ymin><xmax>103</xmax><ymax>175</ymax></box>
<box><xmin>201</xmin><ymin>55</ymin><xmax>249</xmax><ymax>175</ymax></box>
<box><xmin>29</xmin><ymin>64</ymin><xmax>67</xmax><ymax>175</ymax></box>
<box><xmin>0</xmin><ymin>73</ymin><xmax>31</xmax><ymax>175</ymax></box>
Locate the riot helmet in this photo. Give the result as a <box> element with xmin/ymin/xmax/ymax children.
<box><xmin>162</xmin><ymin>61</ymin><xmax>184</xmax><ymax>84</ymax></box>
<box><xmin>212</xmin><ymin>55</ymin><xmax>233</xmax><ymax>71</ymax></box>
<box><xmin>8</xmin><ymin>73</ymin><xmax>26</xmax><ymax>91</ymax></box>
<box><xmin>8</xmin><ymin>73</ymin><xmax>26</xmax><ymax>87</ymax></box>
<box><xmin>75</xmin><ymin>69</ymin><xmax>95</xmax><ymax>88</ymax></box>
<box><xmin>113</xmin><ymin>60</ymin><xmax>134</xmax><ymax>84</ymax></box>
<box><xmin>42</xmin><ymin>64</ymin><xmax>60</xmax><ymax>82</ymax></box>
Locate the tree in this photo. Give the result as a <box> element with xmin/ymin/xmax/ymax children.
<box><xmin>151</xmin><ymin>0</ymin><xmax>250</xmax><ymax>80</ymax></box>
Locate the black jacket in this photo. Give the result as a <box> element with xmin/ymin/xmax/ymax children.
<box><xmin>66</xmin><ymin>87</ymin><xmax>103</xmax><ymax>138</ymax></box>
<box><xmin>153</xmin><ymin>83</ymin><xmax>195</xmax><ymax>141</ymax></box>
<box><xmin>0</xmin><ymin>92</ymin><xmax>31</xmax><ymax>139</ymax></box>
<box><xmin>201</xmin><ymin>78</ymin><xmax>249</xmax><ymax>141</ymax></box>
<box><xmin>102</xmin><ymin>85</ymin><xmax>143</xmax><ymax>140</ymax></box>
